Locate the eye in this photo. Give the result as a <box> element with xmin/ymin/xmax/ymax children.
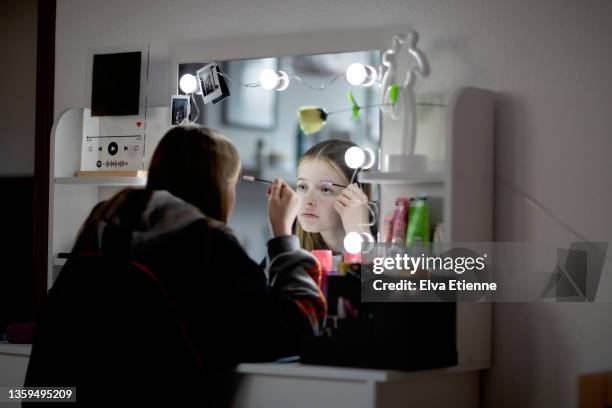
<box><xmin>296</xmin><ymin>183</ymin><xmax>308</xmax><ymax>193</ymax></box>
<box><xmin>320</xmin><ymin>186</ymin><xmax>333</xmax><ymax>194</ymax></box>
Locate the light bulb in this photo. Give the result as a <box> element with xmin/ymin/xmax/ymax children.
<box><xmin>343</xmin><ymin>232</ymin><xmax>374</xmax><ymax>255</ymax></box>
<box><xmin>275</xmin><ymin>71</ymin><xmax>289</xmax><ymax>91</ymax></box>
<box><xmin>345</xmin><ymin>146</ymin><xmax>366</xmax><ymax>169</ymax></box>
<box><xmin>179</xmin><ymin>74</ymin><xmax>198</xmax><ymax>94</ymax></box>
<box><xmin>343</xmin><ymin>232</ymin><xmax>363</xmax><ymax>255</ymax></box>
<box><xmin>362</xmin><ymin>147</ymin><xmax>376</xmax><ymax>169</ymax></box>
<box><xmin>260</xmin><ymin>69</ymin><xmax>289</xmax><ymax>91</ymax></box>
<box><xmin>346</xmin><ymin>63</ymin><xmax>377</xmax><ymax>86</ymax></box>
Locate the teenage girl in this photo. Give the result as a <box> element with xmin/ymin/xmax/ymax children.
<box><xmin>295</xmin><ymin>139</ymin><xmax>374</xmax><ymax>254</ymax></box>
<box><xmin>26</xmin><ymin>126</ymin><xmax>326</xmax><ymax>405</ymax></box>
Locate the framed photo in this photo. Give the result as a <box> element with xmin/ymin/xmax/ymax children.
<box><xmin>170</xmin><ymin>95</ymin><xmax>189</xmax><ymax>125</ymax></box>
<box><xmin>222</xmin><ymin>58</ymin><xmax>278</xmax><ymax>130</ymax></box>
<box><xmin>196</xmin><ymin>63</ymin><xmax>224</xmax><ymax>104</ymax></box>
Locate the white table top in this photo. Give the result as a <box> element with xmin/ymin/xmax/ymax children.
<box><xmin>0</xmin><ymin>342</ymin><xmax>32</xmax><ymax>356</ymax></box>
<box><xmin>236</xmin><ymin>361</ymin><xmax>488</xmax><ymax>382</ymax></box>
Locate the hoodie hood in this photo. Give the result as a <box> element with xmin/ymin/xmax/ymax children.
<box><xmin>82</xmin><ymin>189</ymin><xmax>207</xmax><ymax>257</ymax></box>
<box><xmin>131</xmin><ymin>190</ymin><xmax>205</xmax><ymax>250</ymax></box>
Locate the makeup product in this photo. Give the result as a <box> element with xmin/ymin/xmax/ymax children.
<box><xmin>337</xmin><ymin>252</ymin><xmax>361</xmax><ymax>279</ymax></box>
<box><xmin>405</xmin><ymin>196</ymin><xmax>430</xmax><ymax>247</ymax></box>
<box><xmin>343</xmin><ymin>251</ymin><xmax>362</xmax><ymax>264</ymax></box>
<box><xmin>243</xmin><ymin>175</ymin><xmax>346</xmax><ymax>189</ymax></box>
<box><xmin>391</xmin><ymin>198</ymin><xmax>410</xmax><ymax>244</ymax></box>
<box><xmin>382</xmin><ymin>214</ymin><xmax>394</xmax><ymax>243</ymax></box>
<box><xmin>242</xmin><ymin>175</ymin><xmax>273</xmax><ymax>184</ymax></box>
<box><xmin>432</xmin><ymin>222</ymin><xmax>446</xmax><ymax>256</ymax></box>
<box><xmin>321</xmin><ymin>181</ymin><xmax>348</xmax><ymax>189</ymax></box>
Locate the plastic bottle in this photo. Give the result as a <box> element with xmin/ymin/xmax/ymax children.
<box><xmin>391</xmin><ymin>198</ymin><xmax>410</xmax><ymax>244</ymax></box>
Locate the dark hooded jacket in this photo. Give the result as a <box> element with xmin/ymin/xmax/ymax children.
<box><xmin>26</xmin><ymin>188</ymin><xmax>326</xmax><ymax>405</ymax></box>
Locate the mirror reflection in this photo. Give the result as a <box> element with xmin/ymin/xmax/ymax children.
<box><xmin>178</xmin><ymin>50</ymin><xmax>380</xmax><ymax>259</ymax></box>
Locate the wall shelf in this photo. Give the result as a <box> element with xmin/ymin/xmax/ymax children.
<box><xmin>53</xmin><ymin>256</ymin><xmax>67</xmax><ymax>267</ymax></box>
<box><xmin>55</xmin><ymin>177</ymin><xmax>147</xmax><ymax>186</ymax></box>
<box><xmin>49</xmin><ymin>107</ymin><xmax>170</xmax><ymax>290</ymax></box>
<box><xmin>358</xmin><ymin>170</ymin><xmax>444</xmax><ymax>185</ymax></box>
<box><xmin>374</xmin><ymin>87</ymin><xmax>494</xmax><ymax>371</ymax></box>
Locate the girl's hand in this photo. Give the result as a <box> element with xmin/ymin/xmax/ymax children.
<box><xmin>267</xmin><ymin>178</ymin><xmax>299</xmax><ymax>237</ymax></box>
<box><xmin>333</xmin><ymin>183</ymin><xmax>371</xmax><ymax>234</ymax></box>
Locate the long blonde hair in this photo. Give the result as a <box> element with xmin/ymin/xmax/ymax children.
<box><xmin>147</xmin><ymin>126</ymin><xmax>240</xmax><ymax>222</ymax></box>
<box><xmin>295</xmin><ymin>140</ymin><xmax>371</xmax><ymax>251</ymax></box>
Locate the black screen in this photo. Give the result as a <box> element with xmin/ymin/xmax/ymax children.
<box><xmin>91</xmin><ymin>51</ymin><xmax>141</xmax><ymax>116</ymax></box>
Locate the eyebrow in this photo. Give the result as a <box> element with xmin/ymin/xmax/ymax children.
<box><xmin>297</xmin><ymin>178</ymin><xmax>347</xmax><ymax>188</ymax></box>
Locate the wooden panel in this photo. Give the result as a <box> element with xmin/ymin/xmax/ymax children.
<box><xmin>579</xmin><ymin>371</ymin><xmax>612</xmax><ymax>408</ymax></box>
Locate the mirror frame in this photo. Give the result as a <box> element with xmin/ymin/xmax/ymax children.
<box><xmin>169</xmin><ymin>27</ymin><xmax>412</xmax><ymax>157</ymax></box>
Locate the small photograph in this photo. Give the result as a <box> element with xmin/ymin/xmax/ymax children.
<box><xmin>196</xmin><ymin>63</ymin><xmax>223</xmax><ymax>104</ymax></box>
<box><xmin>212</xmin><ymin>64</ymin><xmax>230</xmax><ymax>105</ymax></box>
<box><xmin>171</xmin><ymin>95</ymin><xmax>189</xmax><ymax>125</ymax></box>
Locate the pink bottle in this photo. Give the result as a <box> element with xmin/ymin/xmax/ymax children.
<box><xmin>391</xmin><ymin>197</ymin><xmax>410</xmax><ymax>244</ymax></box>
<box><xmin>382</xmin><ymin>214</ymin><xmax>394</xmax><ymax>243</ymax></box>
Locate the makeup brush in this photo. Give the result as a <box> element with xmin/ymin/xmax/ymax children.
<box><xmin>242</xmin><ymin>175</ymin><xmax>273</xmax><ymax>184</ymax></box>
<box><xmin>242</xmin><ymin>175</ymin><xmax>347</xmax><ymax>189</ymax></box>
<box><xmin>319</xmin><ymin>181</ymin><xmax>348</xmax><ymax>189</ymax></box>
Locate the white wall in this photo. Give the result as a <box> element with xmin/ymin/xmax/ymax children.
<box><xmin>0</xmin><ymin>0</ymin><xmax>37</xmax><ymax>175</ymax></box>
<box><xmin>54</xmin><ymin>0</ymin><xmax>612</xmax><ymax>406</ymax></box>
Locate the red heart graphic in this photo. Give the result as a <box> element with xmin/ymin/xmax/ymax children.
<box><xmin>136</xmin><ymin>121</ymin><xmax>142</xmax><ymax>128</ymax></box>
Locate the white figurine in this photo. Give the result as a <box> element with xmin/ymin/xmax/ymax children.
<box><xmin>380</xmin><ymin>32</ymin><xmax>429</xmax><ymax>157</ymax></box>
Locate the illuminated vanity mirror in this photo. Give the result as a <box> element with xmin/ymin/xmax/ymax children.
<box><xmin>177</xmin><ymin>50</ymin><xmax>380</xmax><ymax>259</ymax></box>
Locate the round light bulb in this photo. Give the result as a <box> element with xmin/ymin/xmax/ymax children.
<box><xmin>275</xmin><ymin>70</ymin><xmax>289</xmax><ymax>91</ymax></box>
<box><xmin>179</xmin><ymin>74</ymin><xmax>198</xmax><ymax>94</ymax></box>
<box><xmin>259</xmin><ymin>69</ymin><xmax>279</xmax><ymax>90</ymax></box>
<box><xmin>260</xmin><ymin>69</ymin><xmax>289</xmax><ymax>91</ymax></box>
<box><xmin>346</xmin><ymin>63</ymin><xmax>377</xmax><ymax>86</ymax></box>
<box><xmin>345</xmin><ymin>146</ymin><xmax>366</xmax><ymax>169</ymax></box>
<box><xmin>343</xmin><ymin>232</ymin><xmax>363</xmax><ymax>255</ymax></box>
<box><xmin>362</xmin><ymin>147</ymin><xmax>376</xmax><ymax>169</ymax></box>
<box><xmin>363</xmin><ymin>65</ymin><xmax>377</xmax><ymax>86</ymax></box>
<box><xmin>258</xmin><ymin>69</ymin><xmax>278</xmax><ymax>90</ymax></box>
<box><xmin>346</xmin><ymin>63</ymin><xmax>367</xmax><ymax>85</ymax></box>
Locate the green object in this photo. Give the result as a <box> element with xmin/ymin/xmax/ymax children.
<box><xmin>347</xmin><ymin>90</ymin><xmax>360</xmax><ymax>120</ymax></box>
<box><xmin>297</xmin><ymin>106</ymin><xmax>328</xmax><ymax>134</ymax></box>
<box><xmin>405</xmin><ymin>197</ymin><xmax>430</xmax><ymax>247</ymax></box>
<box><xmin>389</xmin><ymin>84</ymin><xmax>398</xmax><ymax>104</ymax></box>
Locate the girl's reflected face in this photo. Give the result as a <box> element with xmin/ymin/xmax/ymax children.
<box><xmin>296</xmin><ymin>159</ymin><xmax>347</xmax><ymax>233</ymax></box>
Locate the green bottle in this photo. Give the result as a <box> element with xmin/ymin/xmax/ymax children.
<box><xmin>405</xmin><ymin>196</ymin><xmax>430</xmax><ymax>247</ymax></box>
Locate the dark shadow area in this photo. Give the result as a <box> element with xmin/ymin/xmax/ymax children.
<box><xmin>0</xmin><ymin>177</ymin><xmax>34</xmax><ymax>335</ymax></box>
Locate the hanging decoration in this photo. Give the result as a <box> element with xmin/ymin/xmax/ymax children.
<box><xmin>175</xmin><ymin>31</ymin><xmax>429</xmax><ymax>143</ymax></box>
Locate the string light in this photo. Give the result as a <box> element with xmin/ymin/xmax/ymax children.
<box><xmin>345</xmin><ymin>146</ymin><xmax>375</xmax><ymax>169</ymax></box>
<box><xmin>343</xmin><ymin>232</ymin><xmax>374</xmax><ymax>254</ymax></box>
<box><xmin>220</xmin><ymin>68</ymin><xmax>365</xmax><ymax>92</ymax></box>
<box><xmin>344</xmin><ymin>232</ymin><xmax>363</xmax><ymax>255</ymax></box>
<box><xmin>179</xmin><ymin>74</ymin><xmax>198</xmax><ymax>94</ymax></box>
<box><xmin>346</xmin><ymin>63</ymin><xmax>377</xmax><ymax>86</ymax></box>
<box><xmin>362</xmin><ymin>148</ymin><xmax>376</xmax><ymax>169</ymax></box>
<box><xmin>219</xmin><ymin>63</ymin><xmax>379</xmax><ymax>92</ymax></box>
<box><xmin>259</xmin><ymin>69</ymin><xmax>289</xmax><ymax>91</ymax></box>
<box><xmin>345</xmin><ymin>147</ymin><xmax>366</xmax><ymax>169</ymax></box>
